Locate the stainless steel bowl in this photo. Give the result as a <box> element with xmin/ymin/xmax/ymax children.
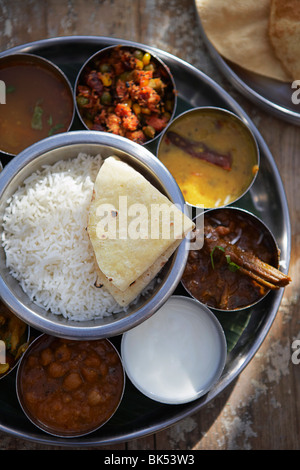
<box><xmin>0</xmin><ymin>130</ymin><xmax>189</xmax><ymax>340</ymax></box>
<box><xmin>157</xmin><ymin>106</ymin><xmax>260</xmax><ymax>209</ymax></box>
<box><xmin>74</xmin><ymin>44</ymin><xmax>177</xmax><ymax>145</ymax></box>
<box><xmin>0</xmin><ymin>303</ymin><xmax>30</xmax><ymax>381</ymax></box>
<box><xmin>181</xmin><ymin>206</ymin><xmax>281</xmax><ymax>312</ymax></box>
<box><xmin>0</xmin><ymin>53</ymin><xmax>75</xmax><ymax>157</ymax></box>
<box><xmin>16</xmin><ymin>333</ymin><xmax>125</xmax><ymax>438</ymax></box>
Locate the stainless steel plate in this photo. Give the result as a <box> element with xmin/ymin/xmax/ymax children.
<box><xmin>197</xmin><ymin>17</ymin><xmax>300</xmax><ymax>126</ymax></box>
<box><xmin>0</xmin><ymin>36</ymin><xmax>291</xmax><ymax>446</ymax></box>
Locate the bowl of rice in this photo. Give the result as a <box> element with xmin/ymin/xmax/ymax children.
<box><xmin>0</xmin><ymin>131</ymin><xmax>190</xmax><ymax>340</ymax></box>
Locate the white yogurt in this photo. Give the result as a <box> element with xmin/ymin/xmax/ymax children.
<box><xmin>121</xmin><ymin>296</ymin><xmax>227</xmax><ymax>404</ymax></box>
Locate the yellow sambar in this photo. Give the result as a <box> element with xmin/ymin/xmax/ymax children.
<box><xmin>157</xmin><ymin>107</ymin><xmax>259</xmax><ymax>208</ymax></box>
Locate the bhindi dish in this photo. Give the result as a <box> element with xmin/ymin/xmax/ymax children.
<box><xmin>76</xmin><ymin>45</ymin><xmax>176</xmax><ymax>144</ymax></box>
<box><xmin>0</xmin><ymin>302</ymin><xmax>28</xmax><ymax>377</ymax></box>
<box><xmin>182</xmin><ymin>208</ymin><xmax>291</xmax><ymax>310</ymax></box>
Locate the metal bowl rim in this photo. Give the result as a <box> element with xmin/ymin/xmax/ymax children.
<box><xmin>0</xmin><ymin>130</ymin><xmax>189</xmax><ymax>340</ymax></box>
<box><xmin>181</xmin><ymin>206</ymin><xmax>281</xmax><ymax>312</ymax></box>
<box><xmin>73</xmin><ymin>43</ymin><xmax>178</xmax><ymax>145</ymax></box>
<box><xmin>0</xmin><ymin>52</ymin><xmax>75</xmax><ymax>157</ymax></box>
<box><xmin>121</xmin><ymin>294</ymin><xmax>227</xmax><ymax>404</ymax></box>
<box><xmin>15</xmin><ymin>333</ymin><xmax>126</xmax><ymax>438</ymax></box>
<box><xmin>156</xmin><ymin>106</ymin><xmax>260</xmax><ymax>209</ymax></box>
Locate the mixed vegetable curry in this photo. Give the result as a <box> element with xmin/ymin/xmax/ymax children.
<box><xmin>0</xmin><ymin>302</ymin><xmax>28</xmax><ymax>377</ymax></box>
<box><xmin>76</xmin><ymin>46</ymin><xmax>175</xmax><ymax>144</ymax></box>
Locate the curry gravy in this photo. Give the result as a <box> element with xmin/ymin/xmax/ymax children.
<box><xmin>158</xmin><ymin>108</ymin><xmax>258</xmax><ymax>208</ymax></box>
<box><xmin>0</xmin><ymin>57</ymin><xmax>73</xmax><ymax>155</ymax></box>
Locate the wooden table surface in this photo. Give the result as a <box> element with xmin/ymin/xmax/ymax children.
<box><xmin>0</xmin><ymin>0</ymin><xmax>299</xmax><ymax>451</ymax></box>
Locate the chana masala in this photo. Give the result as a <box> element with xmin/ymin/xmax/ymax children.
<box><xmin>76</xmin><ymin>46</ymin><xmax>175</xmax><ymax>144</ymax></box>
<box><xmin>17</xmin><ymin>335</ymin><xmax>124</xmax><ymax>436</ymax></box>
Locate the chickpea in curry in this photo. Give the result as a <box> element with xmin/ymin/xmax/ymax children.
<box><xmin>18</xmin><ymin>335</ymin><xmax>124</xmax><ymax>436</ymax></box>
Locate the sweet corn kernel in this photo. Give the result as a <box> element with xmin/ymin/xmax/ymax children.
<box><xmin>133</xmin><ymin>103</ymin><xmax>141</xmax><ymax>115</ymax></box>
<box><xmin>135</xmin><ymin>59</ymin><xmax>144</xmax><ymax>70</ymax></box>
<box><xmin>100</xmin><ymin>73</ymin><xmax>112</xmax><ymax>87</ymax></box>
<box><xmin>142</xmin><ymin>52</ymin><xmax>151</xmax><ymax>66</ymax></box>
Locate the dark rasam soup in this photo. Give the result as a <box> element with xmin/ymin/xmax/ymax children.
<box><xmin>0</xmin><ymin>54</ymin><xmax>74</xmax><ymax>155</ymax></box>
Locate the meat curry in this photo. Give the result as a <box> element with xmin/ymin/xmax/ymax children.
<box><xmin>182</xmin><ymin>209</ymin><xmax>290</xmax><ymax>310</ymax></box>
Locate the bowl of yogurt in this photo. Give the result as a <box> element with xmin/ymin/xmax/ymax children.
<box><xmin>121</xmin><ymin>295</ymin><xmax>227</xmax><ymax>404</ymax></box>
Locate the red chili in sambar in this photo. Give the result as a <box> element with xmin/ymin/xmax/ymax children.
<box><xmin>17</xmin><ymin>335</ymin><xmax>124</xmax><ymax>436</ymax></box>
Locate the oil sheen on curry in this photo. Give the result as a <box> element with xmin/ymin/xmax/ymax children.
<box><xmin>0</xmin><ymin>56</ymin><xmax>73</xmax><ymax>155</ymax></box>
<box><xmin>182</xmin><ymin>208</ymin><xmax>290</xmax><ymax>311</ymax></box>
<box><xmin>158</xmin><ymin>108</ymin><xmax>259</xmax><ymax>208</ymax></box>
<box><xmin>18</xmin><ymin>335</ymin><xmax>124</xmax><ymax>436</ymax></box>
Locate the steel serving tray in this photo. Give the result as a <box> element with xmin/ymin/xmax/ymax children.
<box><xmin>196</xmin><ymin>15</ymin><xmax>300</xmax><ymax>126</ymax></box>
<box><xmin>0</xmin><ymin>36</ymin><xmax>291</xmax><ymax>446</ymax></box>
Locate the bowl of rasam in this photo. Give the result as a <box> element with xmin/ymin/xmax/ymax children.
<box><xmin>0</xmin><ymin>53</ymin><xmax>74</xmax><ymax>156</ymax></box>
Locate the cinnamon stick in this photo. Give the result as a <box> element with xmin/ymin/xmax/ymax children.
<box><xmin>166</xmin><ymin>131</ymin><xmax>232</xmax><ymax>170</ymax></box>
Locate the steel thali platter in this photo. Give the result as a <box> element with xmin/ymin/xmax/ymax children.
<box><xmin>0</xmin><ymin>36</ymin><xmax>291</xmax><ymax>446</ymax></box>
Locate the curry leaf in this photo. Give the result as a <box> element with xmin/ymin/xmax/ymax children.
<box><xmin>225</xmin><ymin>254</ymin><xmax>240</xmax><ymax>272</ymax></box>
<box><xmin>210</xmin><ymin>245</ymin><xmax>225</xmax><ymax>269</ymax></box>
<box><xmin>48</xmin><ymin>123</ymin><xmax>64</xmax><ymax>136</ymax></box>
<box><xmin>210</xmin><ymin>246</ymin><xmax>240</xmax><ymax>272</ymax></box>
<box><xmin>31</xmin><ymin>100</ymin><xmax>43</xmax><ymax>130</ymax></box>
<box><xmin>6</xmin><ymin>85</ymin><xmax>15</xmax><ymax>94</ymax></box>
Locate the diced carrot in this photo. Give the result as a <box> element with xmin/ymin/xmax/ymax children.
<box><xmin>146</xmin><ymin>115</ymin><xmax>169</xmax><ymax>132</ymax></box>
<box><xmin>115</xmin><ymin>103</ymin><xmax>131</xmax><ymax>117</ymax></box>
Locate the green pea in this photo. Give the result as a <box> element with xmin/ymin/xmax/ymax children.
<box><xmin>143</xmin><ymin>125</ymin><xmax>156</xmax><ymax>139</ymax></box>
<box><xmin>134</xmin><ymin>50</ymin><xmax>143</xmax><ymax>61</ymax></box>
<box><xmin>100</xmin><ymin>91</ymin><xmax>112</xmax><ymax>105</ymax></box>
<box><xmin>99</xmin><ymin>63</ymin><xmax>111</xmax><ymax>73</ymax></box>
<box><xmin>119</xmin><ymin>71</ymin><xmax>131</xmax><ymax>81</ymax></box>
<box><xmin>76</xmin><ymin>96</ymin><xmax>89</xmax><ymax>107</ymax></box>
<box><xmin>144</xmin><ymin>63</ymin><xmax>155</xmax><ymax>72</ymax></box>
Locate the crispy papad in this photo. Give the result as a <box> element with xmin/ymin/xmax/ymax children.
<box><xmin>195</xmin><ymin>0</ymin><xmax>291</xmax><ymax>82</ymax></box>
<box><xmin>269</xmin><ymin>0</ymin><xmax>300</xmax><ymax>80</ymax></box>
<box><xmin>87</xmin><ymin>156</ymin><xmax>194</xmax><ymax>302</ymax></box>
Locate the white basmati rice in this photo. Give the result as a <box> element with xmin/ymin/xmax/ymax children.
<box><xmin>1</xmin><ymin>152</ymin><xmax>124</xmax><ymax>321</ymax></box>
